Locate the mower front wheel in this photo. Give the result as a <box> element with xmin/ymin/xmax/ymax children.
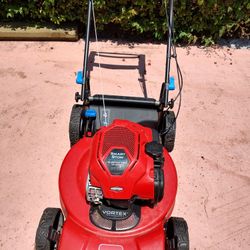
<box><xmin>165</xmin><ymin>217</ymin><xmax>189</xmax><ymax>250</ymax></box>
<box><xmin>160</xmin><ymin>111</ymin><xmax>176</xmax><ymax>153</ymax></box>
<box><xmin>69</xmin><ymin>104</ymin><xmax>84</xmax><ymax>147</ymax></box>
<box><xmin>35</xmin><ymin>208</ymin><xmax>64</xmax><ymax>250</ymax></box>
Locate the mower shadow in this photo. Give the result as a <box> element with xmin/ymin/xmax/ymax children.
<box><xmin>88</xmin><ymin>51</ymin><xmax>148</xmax><ymax>98</ymax></box>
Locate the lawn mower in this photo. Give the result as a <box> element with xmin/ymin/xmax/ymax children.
<box><xmin>35</xmin><ymin>0</ymin><xmax>189</xmax><ymax>249</ymax></box>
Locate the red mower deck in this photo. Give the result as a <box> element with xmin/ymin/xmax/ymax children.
<box><xmin>59</xmin><ymin>121</ymin><xmax>177</xmax><ymax>249</ymax></box>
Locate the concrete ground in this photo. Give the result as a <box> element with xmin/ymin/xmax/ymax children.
<box><xmin>0</xmin><ymin>40</ymin><xmax>249</xmax><ymax>250</ymax></box>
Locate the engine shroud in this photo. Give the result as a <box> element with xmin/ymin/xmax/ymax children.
<box><xmin>59</xmin><ymin>120</ymin><xmax>177</xmax><ymax>249</ymax></box>
<box><xmin>89</xmin><ymin>120</ymin><xmax>156</xmax><ymax>201</ymax></box>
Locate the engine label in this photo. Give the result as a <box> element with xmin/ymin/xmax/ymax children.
<box><xmin>105</xmin><ymin>149</ymin><xmax>130</xmax><ymax>175</ymax></box>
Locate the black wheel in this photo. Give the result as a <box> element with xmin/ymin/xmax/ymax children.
<box><xmin>165</xmin><ymin>217</ymin><xmax>189</xmax><ymax>250</ymax></box>
<box><xmin>160</xmin><ymin>111</ymin><xmax>176</xmax><ymax>152</ymax></box>
<box><xmin>35</xmin><ymin>208</ymin><xmax>64</xmax><ymax>250</ymax></box>
<box><xmin>69</xmin><ymin>104</ymin><xmax>84</xmax><ymax>146</ymax></box>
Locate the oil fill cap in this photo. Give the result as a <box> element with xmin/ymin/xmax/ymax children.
<box><xmin>145</xmin><ymin>141</ymin><xmax>163</xmax><ymax>159</ymax></box>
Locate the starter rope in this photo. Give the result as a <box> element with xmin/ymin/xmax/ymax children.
<box><xmin>91</xmin><ymin>0</ymin><xmax>108</xmax><ymax>127</ymax></box>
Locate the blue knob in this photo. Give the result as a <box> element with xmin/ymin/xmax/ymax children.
<box><xmin>76</xmin><ymin>71</ymin><xmax>84</xmax><ymax>85</ymax></box>
<box><xmin>85</xmin><ymin>109</ymin><xmax>96</xmax><ymax>118</ymax></box>
<box><xmin>168</xmin><ymin>76</ymin><xmax>175</xmax><ymax>91</ymax></box>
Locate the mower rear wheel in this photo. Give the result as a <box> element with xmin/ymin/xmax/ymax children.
<box><xmin>35</xmin><ymin>208</ymin><xmax>64</xmax><ymax>250</ymax></box>
<box><xmin>165</xmin><ymin>217</ymin><xmax>189</xmax><ymax>250</ymax></box>
<box><xmin>69</xmin><ymin>104</ymin><xmax>84</xmax><ymax>147</ymax></box>
<box><xmin>161</xmin><ymin>111</ymin><xmax>176</xmax><ymax>153</ymax></box>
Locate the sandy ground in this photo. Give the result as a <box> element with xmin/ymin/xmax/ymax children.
<box><xmin>0</xmin><ymin>40</ymin><xmax>249</xmax><ymax>250</ymax></box>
